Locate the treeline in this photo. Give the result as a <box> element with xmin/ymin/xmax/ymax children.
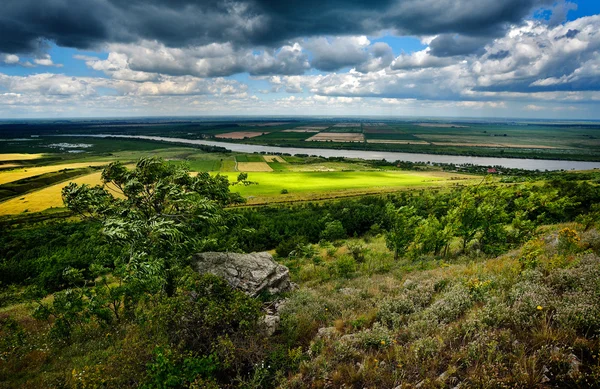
<box><xmin>215</xmin><ymin>175</ymin><xmax>599</xmax><ymax>256</ymax></box>
<box><xmin>1</xmin><ymin>174</ymin><xmax>598</xmax><ymax>295</ymax></box>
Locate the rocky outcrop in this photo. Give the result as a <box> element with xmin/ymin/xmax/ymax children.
<box><xmin>193</xmin><ymin>251</ymin><xmax>295</xmax><ymax>297</ymax></box>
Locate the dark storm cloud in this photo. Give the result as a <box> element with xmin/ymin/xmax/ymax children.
<box><xmin>1</xmin><ymin>0</ymin><xmax>554</xmax><ymax>55</ymax></box>
<box><xmin>428</xmin><ymin>34</ymin><xmax>488</xmax><ymax>57</ymax></box>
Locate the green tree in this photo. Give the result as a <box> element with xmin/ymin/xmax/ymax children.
<box><xmin>62</xmin><ymin>158</ymin><xmax>248</xmax><ymax>300</ymax></box>
<box><xmin>410</xmin><ymin>214</ymin><xmax>454</xmax><ymax>258</ymax></box>
<box><xmin>385</xmin><ymin>205</ymin><xmax>422</xmax><ymax>260</ymax></box>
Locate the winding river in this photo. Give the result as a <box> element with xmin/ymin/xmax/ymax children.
<box><xmin>75</xmin><ymin>134</ymin><xmax>600</xmax><ymax>171</ymax></box>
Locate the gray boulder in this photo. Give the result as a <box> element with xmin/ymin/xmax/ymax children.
<box><xmin>193</xmin><ymin>252</ymin><xmax>294</xmax><ymax>297</ymax></box>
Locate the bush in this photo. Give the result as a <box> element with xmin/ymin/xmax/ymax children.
<box><xmin>320</xmin><ymin>220</ymin><xmax>346</xmax><ymax>242</ymax></box>
<box><xmin>425</xmin><ymin>283</ymin><xmax>472</xmax><ymax>324</ymax></box>
<box><xmin>507</xmin><ymin>280</ymin><xmax>550</xmax><ymax>328</ymax></box>
<box><xmin>335</xmin><ymin>256</ymin><xmax>356</xmax><ymax>278</ymax></box>
<box><xmin>276</xmin><ymin>236</ymin><xmax>307</xmax><ymax>258</ymax></box>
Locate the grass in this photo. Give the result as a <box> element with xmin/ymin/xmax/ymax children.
<box><xmin>221</xmin><ymin>171</ymin><xmax>474</xmax><ymax>204</ymax></box>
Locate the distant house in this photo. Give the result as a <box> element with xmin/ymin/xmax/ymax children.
<box><xmin>487</xmin><ymin>168</ymin><xmax>498</xmax><ymax>174</ymax></box>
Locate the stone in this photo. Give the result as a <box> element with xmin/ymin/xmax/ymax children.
<box><xmin>316</xmin><ymin>327</ymin><xmax>337</xmax><ymax>339</ymax></box>
<box><xmin>193</xmin><ymin>251</ymin><xmax>294</xmax><ymax>297</ymax></box>
<box><xmin>262</xmin><ymin>314</ymin><xmax>280</xmax><ymax>336</ymax></box>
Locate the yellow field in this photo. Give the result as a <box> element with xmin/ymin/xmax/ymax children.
<box><xmin>0</xmin><ymin>162</ymin><xmax>107</xmax><ymax>185</ymax></box>
<box><xmin>0</xmin><ymin>172</ymin><xmax>105</xmax><ymax>215</ymax></box>
<box><xmin>236</xmin><ymin>162</ymin><xmax>273</xmax><ymax>172</ymax></box>
<box><xmin>0</xmin><ymin>153</ymin><xmax>45</xmax><ymax>161</ymax></box>
<box><xmin>263</xmin><ymin>155</ymin><xmax>286</xmax><ymax>163</ymax></box>
<box><xmin>0</xmin><ymin>164</ymin><xmax>21</xmax><ymax>168</ymax></box>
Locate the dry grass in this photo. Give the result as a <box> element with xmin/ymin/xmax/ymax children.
<box><xmin>0</xmin><ymin>162</ymin><xmax>107</xmax><ymax>185</ymax></box>
<box><xmin>0</xmin><ymin>163</ymin><xmax>21</xmax><ymax>169</ymax></box>
<box><xmin>0</xmin><ymin>165</ymin><xmax>134</xmax><ymax>215</ymax></box>
<box><xmin>236</xmin><ymin>162</ymin><xmax>274</xmax><ymax>172</ymax></box>
<box><xmin>263</xmin><ymin>155</ymin><xmax>286</xmax><ymax>163</ymax></box>
<box><xmin>307</xmin><ymin>133</ymin><xmax>365</xmax><ymax>142</ymax></box>
<box><xmin>0</xmin><ymin>153</ymin><xmax>45</xmax><ymax>161</ymax></box>
<box><xmin>0</xmin><ymin>172</ymin><xmax>105</xmax><ymax>215</ymax></box>
<box><xmin>214</xmin><ymin>131</ymin><xmax>265</xmax><ymax>139</ymax></box>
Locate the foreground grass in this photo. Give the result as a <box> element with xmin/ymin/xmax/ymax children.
<box><xmin>276</xmin><ymin>225</ymin><xmax>600</xmax><ymax>388</ymax></box>
<box><xmin>1</xmin><ymin>224</ymin><xmax>599</xmax><ymax>388</ymax></box>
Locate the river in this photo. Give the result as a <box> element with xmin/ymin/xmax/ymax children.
<box><xmin>74</xmin><ymin>134</ymin><xmax>600</xmax><ymax>171</ymax></box>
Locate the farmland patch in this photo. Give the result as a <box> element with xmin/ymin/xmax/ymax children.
<box><xmin>236</xmin><ymin>162</ymin><xmax>273</xmax><ymax>172</ymax></box>
<box><xmin>215</xmin><ymin>132</ymin><xmax>265</xmax><ymax>140</ymax></box>
<box><xmin>306</xmin><ymin>133</ymin><xmax>365</xmax><ymax>142</ymax></box>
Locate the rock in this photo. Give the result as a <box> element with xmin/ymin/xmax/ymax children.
<box><xmin>568</xmin><ymin>353</ymin><xmax>581</xmax><ymax>377</ymax></box>
<box><xmin>193</xmin><ymin>251</ymin><xmax>295</xmax><ymax>297</ymax></box>
<box><xmin>317</xmin><ymin>327</ymin><xmax>338</xmax><ymax>339</ymax></box>
<box><xmin>262</xmin><ymin>315</ymin><xmax>280</xmax><ymax>336</ymax></box>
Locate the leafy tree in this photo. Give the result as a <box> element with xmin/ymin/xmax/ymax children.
<box><xmin>385</xmin><ymin>205</ymin><xmax>422</xmax><ymax>260</ymax></box>
<box><xmin>410</xmin><ymin>215</ymin><xmax>453</xmax><ymax>258</ymax></box>
<box><xmin>62</xmin><ymin>158</ymin><xmax>248</xmax><ymax>300</ymax></box>
<box><xmin>320</xmin><ymin>220</ymin><xmax>346</xmax><ymax>241</ymax></box>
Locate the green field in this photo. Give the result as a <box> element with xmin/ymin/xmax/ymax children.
<box><xmin>220</xmin><ymin>170</ymin><xmax>472</xmax><ymax>204</ymax></box>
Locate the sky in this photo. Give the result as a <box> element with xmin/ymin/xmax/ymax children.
<box><xmin>1</xmin><ymin>0</ymin><xmax>600</xmax><ymax>119</ymax></box>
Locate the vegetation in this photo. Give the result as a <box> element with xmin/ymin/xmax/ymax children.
<box><xmin>1</xmin><ymin>152</ymin><xmax>600</xmax><ymax>388</ymax></box>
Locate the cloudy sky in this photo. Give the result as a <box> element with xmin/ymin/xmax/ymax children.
<box><xmin>1</xmin><ymin>0</ymin><xmax>600</xmax><ymax>119</ymax></box>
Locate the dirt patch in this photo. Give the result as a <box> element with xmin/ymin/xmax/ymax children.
<box><xmin>237</xmin><ymin>162</ymin><xmax>274</xmax><ymax>172</ymax></box>
<box><xmin>215</xmin><ymin>132</ymin><xmax>265</xmax><ymax>140</ymax></box>
<box><xmin>306</xmin><ymin>133</ymin><xmax>365</xmax><ymax>142</ymax></box>
<box><xmin>263</xmin><ymin>155</ymin><xmax>286</xmax><ymax>163</ymax></box>
<box><xmin>367</xmin><ymin>140</ymin><xmax>430</xmax><ymax>145</ymax></box>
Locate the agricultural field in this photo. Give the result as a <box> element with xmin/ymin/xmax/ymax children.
<box><xmin>0</xmin><ymin>153</ymin><xmax>44</xmax><ymax>161</ymax></box>
<box><xmin>306</xmin><ymin>132</ymin><xmax>365</xmax><ymax>142</ymax></box>
<box><xmin>220</xmin><ymin>170</ymin><xmax>474</xmax><ymax>204</ymax></box>
<box><xmin>215</xmin><ymin>131</ymin><xmax>266</xmax><ymax>139</ymax></box>
<box><xmin>0</xmin><ymin>137</ymin><xmax>477</xmax><ymax>215</ymax></box>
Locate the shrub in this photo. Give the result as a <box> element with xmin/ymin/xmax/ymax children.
<box><xmin>356</xmin><ymin>323</ymin><xmax>393</xmax><ymax>350</ymax></box>
<box><xmin>280</xmin><ymin>189</ymin><xmax>289</xmax><ymax>194</ymax></box>
<box><xmin>411</xmin><ymin>336</ymin><xmax>443</xmax><ymax>362</ymax></box>
<box><xmin>554</xmin><ymin>291</ymin><xmax>600</xmax><ymax>336</ymax></box>
<box><xmin>558</xmin><ymin>227</ymin><xmax>581</xmax><ymax>254</ymax></box>
<box><xmin>519</xmin><ymin>238</ymin><xmax>545</xmax><ymax>269</ymax></box>
<box><xmin>581</xmin><ymin>229</ymin><xmax>600</xmax><ymax>253</ymax></box>
<box><xmin>320</xmin><ymin>220</ymin><xmax>347</xmax><ymax>241</ymax></box>
<box><xmin>507</xmin><ymin>280</ymin><xmax>550</xmax><ymax>328</ymax></box>
<box><xmin>346</xmin><ymin>242</ymin><xmax>367</xmax><ymax>263</ymax></box>
<box><xmin>276</xmin><ymin>236</ymin><xmax>307</xmax><ymax>258</ymax></box>
<box><xmin>335</xmin><ymin>256</ymin><xmax>356</xmax><ymax>279</ymax></box>
<box><xmin>426</xmin><ymin>283</ymin><xmax>472</xmax><ymax>324</ymax></box>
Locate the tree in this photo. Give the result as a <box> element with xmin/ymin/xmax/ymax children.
<box><xmin>385</xmin><ymin>205</ymin><xmax>422</xmax><ymax>260</ymax></box>
<box><xmin>410</xmin><ymin>214</ymin><xmax>454</xmax><ymax>258</ymax></box>
<box><xmin>62</xmin><ymin>158</ymin><xmax>248</xmax><ymax>299</ymax></box>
